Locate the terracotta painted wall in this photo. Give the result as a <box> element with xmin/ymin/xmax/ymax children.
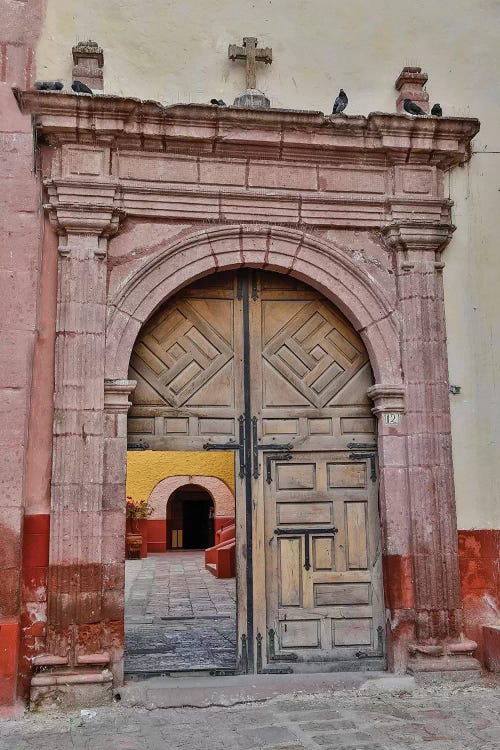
<box><xmin>458</xmin><ymin>531</ymin><xmax>500</xmax><ymax>666</ymax></box>
<box><xmin>0</xmin><ymin>0</ymin><xmax>47</xmax><ymax>706</ymax></box>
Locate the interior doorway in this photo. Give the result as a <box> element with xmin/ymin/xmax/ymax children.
<box><xmin>168</xmin><ymin>485</ymin><xmax>215</xmax><ymax>549</ymax></box>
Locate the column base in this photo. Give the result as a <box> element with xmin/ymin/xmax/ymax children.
<box><xmin>30</xmin><ymin>667</ymin><xmax>113</xmax><ymax>711</ymax></box>
<box><xmin>407</xmin><ymin>639</ymin><xmax>481</xmax><ymax>683</ymax></box>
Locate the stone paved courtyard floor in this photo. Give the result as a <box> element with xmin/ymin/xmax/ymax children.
<box><xmin>125</xmin><ymin>551</ymin><xmax>237</xmax><ymax>675</ymax></box>
<box><xmin>1</xmin><ymin>679</ymin><xmax>499</xmax><ymax>749</ymax></box>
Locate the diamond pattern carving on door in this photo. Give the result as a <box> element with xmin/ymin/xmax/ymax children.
<box><xmin>262</xmin><ymin>300</ymin><xmax>368</xmax><ymax>408</ymax></box>
<box><xmin>130</xmin><ymin>299</ymin><xmax>234</xmax><ymax>407</ymax></box>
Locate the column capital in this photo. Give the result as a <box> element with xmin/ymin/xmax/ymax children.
<box><xmin>382</xmin><ymin>221</ymin><xmax>455</xmax><ymax>254</ymax></box>
<box><xmin>44</xmin><ymin>180</ymin><xmax>124</xmax><ymax>257</ymax></box>
<box><xmin>367</xmin><ymin>383</ymin><xmax>405</xmax><ymax>415</ymax></box>
<box><xmin>104</xmin><ymin>379</ymin><xmax>137</xmax><ymax>413</ymax></box>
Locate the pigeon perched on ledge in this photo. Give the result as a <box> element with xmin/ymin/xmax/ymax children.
<box><xmin>431</xmin><ymin>103</ymin><xmax>442</xmax><ymax>117</ymax></box>
<box><xmin>71</xmin><ymin>80</ymin><xmax>93</xmax><ymax>94</ymax></box>
<box><xmin>332</xmin><ymin>89</ymin><xmax>348</xmax><ymax>114</ymax></box>
<box><xmin>34</xmin><ymin>81</ymin><xmax>63</xmax><ymax>91</ymax></box>
<box><xmin>210</xmin><ymin>98</ymin><xmax>226</xmax><ymax>106</ymax></box>
<box><xmin>403</xmin><ymin>98</ymin><xmax>425</xmax><ymax>115</ymax></box>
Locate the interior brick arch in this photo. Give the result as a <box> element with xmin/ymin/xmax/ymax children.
<box><xmin>147</xmin><ymin>475</ymin><xmax>235</xmax><ymax>520</ymax></box>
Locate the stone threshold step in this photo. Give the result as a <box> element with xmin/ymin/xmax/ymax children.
<box><xmin>118</xmin><ymin>672</ymin><xmax>414</xmax><ymax>709</ymax></box>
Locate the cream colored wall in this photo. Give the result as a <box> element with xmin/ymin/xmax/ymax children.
<box><xmin>37</xmin><ymin>0</ymin><xmax>500</xmax><ymax>528</ymax></box>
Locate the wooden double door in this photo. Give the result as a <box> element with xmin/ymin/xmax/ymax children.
<box><xmin>128</xmin><ymin>270</ymin><xmax>384</xmax><ymax>672</ymax></box>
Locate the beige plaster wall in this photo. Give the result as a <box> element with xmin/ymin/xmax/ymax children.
<box><xmin>36</xmin><ymin>0</ymin><xmax>500</xmax><ymax>529</ymax></box>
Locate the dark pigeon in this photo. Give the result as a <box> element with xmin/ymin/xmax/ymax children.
<box><xmin>332</xmin><ymin>89</ymin><xmax>348</xmax><ymax>114</ymax></box>
<box><xmin>71</xmin><ymin>80</ymin><xmax>93</xmax><ymax>94</ymax></box>
<box><xmin>403</xmin><ymin>98</ymin><xmax>425</xmax><ymax>115</ymax></box>
<box><xmin>210</xmin><ymin>98</ymin><xmax>226</xmax><ymax>106</ymax></box>
<box><xmin>431</xmin><ymin>103</ymin><xmax>442</xmax><ymax>117</ymax></box>
<box><xmin>34</xmin><ymin>81</ymin><xmax>63</xmax><ymax>91</ymax></box>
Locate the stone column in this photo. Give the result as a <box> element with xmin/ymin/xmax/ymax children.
<box><xmin>31</xmin><ymin>205</ymin><xmax>123</xmax><ymax>709</ymax></box>
<box><xmin>383</xmin><ymin>222</ymin><xmax>479</xmax><ymax>674</ymax></box>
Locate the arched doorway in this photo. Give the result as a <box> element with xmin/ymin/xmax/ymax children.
<box><xmin>128</xmin><ymin>268</ymin><xmax>384</xmax><ymax>672</ymax></box>
<box><xmin>167</xmin><ymin>484</ymin><xmax>215</xmax><ymax>550</ymax></box>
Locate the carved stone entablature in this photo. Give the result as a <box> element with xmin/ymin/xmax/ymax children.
<box><xmin>14</xmin><ymin>90</ymin><xmax>479</xmax><ymax>233</ymax></box>
<box><xmin>367</xmin><ymin>383</ymin><xmax>405</xmax><ymax>415</ymax></box>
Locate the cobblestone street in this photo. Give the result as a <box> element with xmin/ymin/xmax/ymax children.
<box><xmin>1</xmin><ymin>680</ymin><xmax>499</xmax><ymax>749</ymax></box>
<box><xmin>125</xmin><ymin>551</ymin><xmax>237</xmax><ymax>675</ymax></box>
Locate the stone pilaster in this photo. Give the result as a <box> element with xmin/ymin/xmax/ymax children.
<box><xmin>31</xmin><ymin>204</ymin><xmax>123</xmax><ymax>710</ymax></box>
<box><xmin>367</xmin><ymin>384</ymin><xmax>413</xmax><ymax>671</ymax></box>
<box><xmin>383</xmin><ymin>221</ymin><xmax>480</xmax><ymax>675</ymax></box>
<box><xmin>102</xmin><ymin>379</ymin><xmax>136</xmax><ymax>685</ymax></box>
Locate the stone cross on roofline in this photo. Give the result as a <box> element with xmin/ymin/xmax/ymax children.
<box><xmin>228</xmin><ymin>36</ymin><xmax>272</xmax><ymax>109</ymax></box>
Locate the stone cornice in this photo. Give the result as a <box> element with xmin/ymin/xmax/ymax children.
<box><xmin>14</xmin><ymin>89</ymin><xmax>480</xmax><ymax>168</ymax></box>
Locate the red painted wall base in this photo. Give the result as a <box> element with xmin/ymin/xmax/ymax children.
<box><xmin>145</xmin><ymin>517</ymin><xmax>235</xmax><ymax>553</ymax></box>
<box><xmin>459</xmin><ymin>530</ymin><xmax>500</xmax><ymax>668</ymax></box>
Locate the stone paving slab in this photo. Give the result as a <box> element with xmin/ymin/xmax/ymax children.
<box><xmin>1</xmin><ymin>680</ymin><xmax>499</xmax><ymax>750</ymax></box>
<box><xmin>125</xmin><ymin>551</ymin><xmax>237</xmax><ymax>675</ymax></box>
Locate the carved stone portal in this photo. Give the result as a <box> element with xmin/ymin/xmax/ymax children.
<box><xmin>14</xmin><ymin>88</ymin><xmax>481</xmax><ymax>704</ymax></box>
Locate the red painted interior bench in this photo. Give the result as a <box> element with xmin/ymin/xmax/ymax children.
<box><xmin>205</xmin><ymin>522</ymin><xmax>235</xmax><ymax>578</ymax></box>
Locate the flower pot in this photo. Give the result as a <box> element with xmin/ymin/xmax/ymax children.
<box><xmin>126</xmin><ymin>532</ymin><xmax>143</xmax><ymax>559</ymax></box>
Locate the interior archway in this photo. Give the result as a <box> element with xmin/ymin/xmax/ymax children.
<box><xmin>166</xmin><ymin>484</ymin><xmax>215</xmax><ymax>550</ymax></box>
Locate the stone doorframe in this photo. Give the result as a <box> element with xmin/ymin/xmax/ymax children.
<box><xmin>15</xmin><ymin>90</ymin><xmax>480</xmax><ymax>703</ymax></box>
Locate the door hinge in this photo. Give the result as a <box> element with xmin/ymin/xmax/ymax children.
<box><xmin>347</xmin><ymin>442</ymin><xmax>377</xmax><ymax>482</ymax></box>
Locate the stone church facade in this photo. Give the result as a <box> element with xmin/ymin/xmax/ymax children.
<box><xmin>0</xmin><ymin>0</ymin><xmax>498</xmax><ymax>708</ymax></box>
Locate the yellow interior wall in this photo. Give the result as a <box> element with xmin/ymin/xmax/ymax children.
<box><xmin>126</xmin><ymin>450</ymin><xmax>235</xmax><ymax>501</ymax></box>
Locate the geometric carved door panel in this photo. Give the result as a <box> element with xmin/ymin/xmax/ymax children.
<box><xmin>129</xmin><ymin>272</ymin><xmax>242</xmax><ymax>450</ymax></box>
<box><xmin>128</xmin><ymin>270</ymin><xmax>384</xmax><ymax>670</ymax></box>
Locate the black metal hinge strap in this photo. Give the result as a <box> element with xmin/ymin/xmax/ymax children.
<box><xmin>265</xmin><ymin>453</ymin><xmax>292</xmax><ymax>484</ymax></box>
<box><xmin>355</xmin><ymin>625</ymin><xmax>384</xmax><ymax>659</ymax></box>
<box><xmin>203</xmin><ymin>414</ymin><xmax>246</xmax><ymax>477</ymax></box>
<box><xmin>252</xmin><ymin>416</ymin><xmax>259</xmax><ymax>478</ymax></box>
<box><xmin>348</xmin><ymin>452</ymin><xmax>377</xmax><ymax>482</ymax></box>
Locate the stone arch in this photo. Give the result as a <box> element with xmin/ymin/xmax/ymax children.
<box><xmin>106</xmin><ymin>225</ymin><xmax>401</xmax><ymax>386</ymax></box>
<box><xmin>147</xmin><ymin>475</ymin><xmax>235</xmax><ymax>521</ymax></box>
